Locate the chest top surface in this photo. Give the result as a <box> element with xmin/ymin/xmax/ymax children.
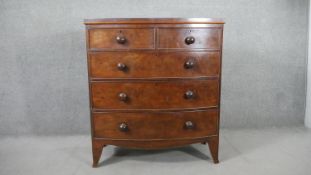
<box><xmin>84</xmin><ymin>18</ymin><xmax>225</xmax><ymax>25</ymax></box>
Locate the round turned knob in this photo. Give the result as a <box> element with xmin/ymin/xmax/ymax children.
<box><xmin>185</xmin><ymin>36</ymin><xmax>195</xmax><ymax>45</ymax></box>
<box><xmin>118</xmin><ymin>92</ymin><xmax>128</xmax><ymax>102</ymax></box>
<box><xmin>117</xmin><ymin>63</ymin><xmax>127</xmax><ymax>71</ymax></box>
<box><xmin>119</xmin><ymin>123</ymin><xmax>128</xmax><ymax>132</ymax></box>
<box><xmin>184</xmin><ymin>60</ymin><xmax>195</xmax><ymax>69</ymax></box>
<box><xmin>185</xmin><ymin>121</ymin><xmax>194</xmax><ymax>129</ymax></box>
<box><xmin>116</xmin><ymin>35</ymin><xmax>126</xmax><ymax>44</ymax></box>
<box><xmin>184</xmin><ymin>90</ymin><xmax>195</xmax><ymax>99</ymax></box>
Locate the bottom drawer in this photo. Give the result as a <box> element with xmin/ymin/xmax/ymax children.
<box><xmin>93</xmin><ymin>109</ymin><xmax>218</xmax><ymax>139</ymax></box>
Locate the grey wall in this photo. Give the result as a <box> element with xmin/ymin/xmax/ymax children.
<box><xmin>306</xmin><ymin>0</ymin><xmax>311</xmax><ymax>128</ymax></box>
<box><xmin>0</xmin><ymin>0</ymin><xmax>308</xmax><ymax>136</ymax></box>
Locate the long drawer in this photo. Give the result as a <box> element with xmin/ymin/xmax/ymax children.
<box><xmin>93</xmin><ymin>109</ymin><xmax>218</xmax><ymax>139</ymax></box>
<box><xmin>89</xmin><ymin>51</ymin><xmax>220</xmax><ymax>79</ymax></box>
<box><xmin>91</xmin><ymin>79</ymin><xmax>219</xmax><ymax>110</ymax></box>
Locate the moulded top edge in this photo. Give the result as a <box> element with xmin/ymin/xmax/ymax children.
<box><xmin>84</xmin><ymin>18</ymin><xmax>225</xmax><ymax>25</ymax></box>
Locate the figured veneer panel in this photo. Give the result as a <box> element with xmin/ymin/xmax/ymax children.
<box><xmin>88</xmin><ymin>28</ymin><xmax>155</xmax><ymax>49</ymax></box>
<box><xmin>158</xmin><ymin>28</ymin><xmax>221</xmax><ymax>49</ymax></box>
<box><xmin>89</xmin><ymin>51</ymin><xmax>220</xmax><ymax>79</ymax></box>
<box><xmin>93</xmin><ymin>109</ymin><xmax>218</xmax><ymax>139</ymax></box>
<box><xmin>91</xmin><ymin>80</ymin><xmax>219</xmax><ymax>110</ymax></box>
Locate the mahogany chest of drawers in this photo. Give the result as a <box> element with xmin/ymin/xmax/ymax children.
<box><xmin>84</xmin><ymin>18</ymin><xmax>224</xmax><ymax>167</ymax></box>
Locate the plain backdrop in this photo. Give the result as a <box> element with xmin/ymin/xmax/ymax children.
<box><xmin>0</xmin><ymin>0</ymin><xmax>309</xmax><ymax>136</ymax></box>
<box><xmin>305</xmin><ymin>0</ymin><xmax>311</xmax><ymax>128</ymax></box>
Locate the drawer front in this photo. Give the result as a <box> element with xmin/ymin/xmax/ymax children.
<box><xmin>158</xmin><ymin>28</ymin><xmax>221</xmax><ymax>49</ymax></box>
<box><xmin>88</xmin><ymin>28</ymin><xmax>155</xmax><ymax>49</ymax></box>
<box><xmin>90</xmin><ymin>51</ymin><xmax>220</xmax><ymax>78</ymax></box>
<box><xmin>91</xmin><ymin>80</ymin><xmax>219</xmax><ymax>109</ymax></box>
<box><xmin>93</xmin><ymin>110</ymin><xmax>218</xmax><ymax>139</ymax></box>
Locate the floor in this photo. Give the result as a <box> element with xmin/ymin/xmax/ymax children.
<box><xmin>1</xmin><ymin>127</ymin><xmax>310</xmax><ymax>175</ymax></box>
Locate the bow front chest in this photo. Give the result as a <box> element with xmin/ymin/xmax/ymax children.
<box><xmin>84</xmin><ymin>18</ymin><xmax>224</xmax><ymax>167</ymax></box>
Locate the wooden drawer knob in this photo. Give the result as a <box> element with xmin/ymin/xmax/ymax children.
<box><xmin>118</xmin><ymin>92</ymin><xmax>128</xmax><ymax>102</ymax></box>
<box><xmin>185</xmin><ymin>121</ymin><xmax>194</xmax><ymax>129</ymax></box>
<box><xmin>119</xmin><ymin>123</ymin><xmax>128</xmax><ymax>132</ymax></box>
<box><xmin>184</xmin><ymin>60</ymin><xmax>195</xmax><ymax>69</ymax></box>
<box><xmin>184</xmin><ymin>90</ymin><xmax>195</xmax><ymax>99</ymax></box>
<box><xmin>117</xmin><ymin>63</ymin><xmax>127</xmax><ymax>71</ymax></box>
<box><xmin>185</xmin><ymin>36</ymin><xmax>195</xmax><ymax>45</ymax></box>
<box><xmin>116</xmin><ymin>35</ymin><xmax>126</xmax><ymax>44</ymax></box>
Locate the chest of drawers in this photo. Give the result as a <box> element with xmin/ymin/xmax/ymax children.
<box><xmin>84</xmin><ymin>18</ymin><xmax>224</xmax><ymax>167</ymax></box>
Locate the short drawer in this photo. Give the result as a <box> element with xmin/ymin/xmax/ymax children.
<box><xmin>89</xmin><ymin>51</ymin><xmax>220</xmax><ymax>78</ymax></box>
<box><xmin>158</xmin><ymin>28</ymin><xmax>221</xmax><ymax>49</ymax></box>
<box><xmin>93</xmin><ymin>109</ymin><xmax>218</xmax><ymax>139</ymax></box>
<box><xmin>88</xmin><ymin>28</ymin><xmax>155</xmax><ymax>49</ymax></box>
<box><xmin>91</xmin><ymin>80</ymin><xmax>219</xmax><ymax>110</ymax></box>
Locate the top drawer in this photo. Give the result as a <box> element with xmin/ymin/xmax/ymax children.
<box><xmin>88</xmin><ymin>28</ymin><xmax>155</xmax><ymax>49</ymax></box>
<box><xmin>158</xmin><ymin>28</ymin><xmax>221</xmax><ymax>49</ymax></box>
